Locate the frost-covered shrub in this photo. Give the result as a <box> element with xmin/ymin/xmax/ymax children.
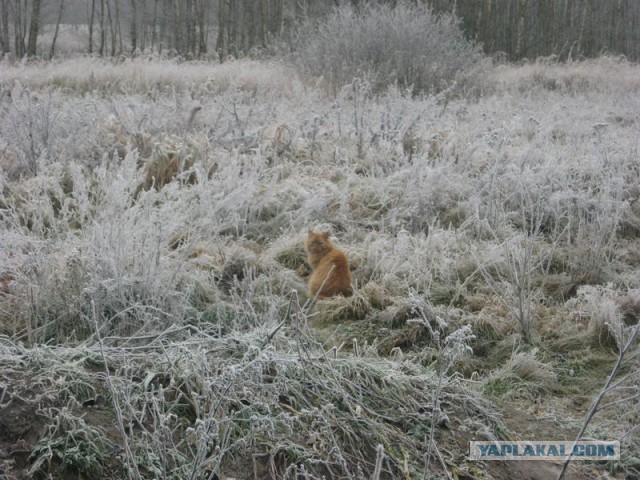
<box><xmin>289</xmin><ymin>0</ymin><xmax>485</xmax><ymax>95</ymax></box>
<box><xmin>568</xmin><ymin>285</ymin><xmax>629</xmax><ymax>351</ymax></box>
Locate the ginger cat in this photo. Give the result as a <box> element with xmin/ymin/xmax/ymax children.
<box><xmin>305</xmin><ymin>230</ymin><xmax>353</xmax><ymax>299</ymax></box>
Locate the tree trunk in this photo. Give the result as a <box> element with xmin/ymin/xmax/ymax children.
<box><xmin>229</xmin><ymin>0</ymin><xmax>237</xmax><ymax>57</ymax></box>
<box><xmin>159</xmin><ymin>0</ymin><xmax>168</xmax><ymax>52</ymax></box>
<box><xmin>576</xmin><ymin>0</ymin><xmax>589</xmax><ymax>58</ymax></box>
<box><xmin>197</xmin><ymin>0</ymin><xmax>206</xmax><ymax>54</ymax></box>
<box><xmin>140</xmin><ymin>0</ymin><xmax>146</xmax><ymax>51</ymax></box>
<box><xmin>173</xmin><ymin>0</ymin><xmax>182</xmax><ymax>53</ymax></box>
<box><xmin>88</xmin><ymin>0</ymin><xmax>95</xmax><ymax>53</ymax></box>
<box><xmin>26</xmin><ymin>0</ymin><xmax>40</xmax><ymax>57</ymax></box>
<box><xmin>12</xmin><ymin>0</ymin><xmax>25</xmax><ymax>57</ymax></box>
<box><xmin>49</xmin><ymin>0</ymin><xmax>64</xmax><ymax>58</ymax></box>
<box><xmin>0</xmin><ymin>0</ymin><xmax>9</xmax><ymax>54</ymax></box>
<box><xmin>216</xmin><ymin>0</ymin><xmax>227</xmax><ymax>59</ymax></box>
<box><xmin>115</xmin><ymin>0</ymin><xmax>123</xmax><ymax>54</ymax></box>
<box><xmin>109</xmin><ymin>0</ymin><xmax>116</xmax><ymax>55</ymax></box>
<box><xmin>188</xmin><ymin>0</ymin><xmax>196</xmax><ymax>55</ymax></box>
<box><xmin>258</xmin><ymin>0</ymin><xmax>266</xmax><ymax>47</ymax></box>
<box><xmin>274</xmin><ymin>0</ymin><xmax>284</xmax><ymax>36</ymax></box>
<box><xmin>130</xmin><ymin>0</ymin><xmax>137</xmax><ymax>52</ymax></box>
<box><xmin>151</xmin><ymin>0</ymin><xmax>158</xmax><ymax>50</ymax></box>
<box><xmin>515</xmin><ymin>0</ymin><xmax>525</xmax><ymax>58</ymax></box>
<box><xmin>99</xmin><ymin>0</ymin><xmax>105</xmax><ymax>55</ymax></box>
<box><xmin>104</xmin><ymin>0</ymin><xmax>116</xmax><ymax>57</ymax></box>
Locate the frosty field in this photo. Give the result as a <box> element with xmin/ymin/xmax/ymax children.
<box><xmin>0</xmin><ymin>56</ymin><xmax>639</xmax><ymax>479</ymax></box>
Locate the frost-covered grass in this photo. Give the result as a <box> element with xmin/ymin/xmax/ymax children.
<box><xmin>0</xmin><ymin>56</ymin><xmax>296</xmax><ymax>95</ymax></box>
<box><xmin>1</xmin><ymin>55</ymin><xmax>639</xmax><ymax>479</ymax></box>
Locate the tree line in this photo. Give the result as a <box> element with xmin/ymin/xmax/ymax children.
<box><xmin>1</xmin><ymin>0</ymin><xmax>639</xmax><ymax>62</ymax></box>
<box><xmin>431</xmin><ymin>0</ymin><xmax>640</xmax><ymax>61</ymax></box>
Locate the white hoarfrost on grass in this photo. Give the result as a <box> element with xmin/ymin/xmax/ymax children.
<box><xmin>0</xmin><ymin>56</ymin><xmax>639</xmax><ymax>479</ymax></box>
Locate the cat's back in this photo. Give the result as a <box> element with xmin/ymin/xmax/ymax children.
<box><xmin>306</xmin><ymin>230</ymin><xmax>353</xmax><ymax>299</ymax></box>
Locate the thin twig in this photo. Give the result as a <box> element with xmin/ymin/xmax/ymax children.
<box><xmin>558</xmin><ymin>322</ymin><xmax>640</xmax><ymax>480</ymax></box>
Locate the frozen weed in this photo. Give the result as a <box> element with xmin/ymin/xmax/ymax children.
<box><xmin>1</xmin><ymin>54</ymin><xmax>639</xmax><ymax>478</ymax></box>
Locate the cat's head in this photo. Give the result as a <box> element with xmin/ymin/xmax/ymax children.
<box><xmin>306</xmin><ymin>230</ymin><xmax>331</xmax><ymax>253</ymax></box>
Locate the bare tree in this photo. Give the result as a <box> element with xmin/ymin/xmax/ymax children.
<box><xmin>115</xmin><ymin>0</ymin><xmax>123</xmax><ymax>55</ymax></box>
<box><xmin>216</xmin><ymin>0</ymin><xmax>227</xmax><ymax>58</ymax></box>
<box><xmin>26</xmin><ymin>0</ymin><xmax>40</xmax><ymax>57</ymax></box>
<box><xmin>88</xmin><ymin>0</ymin><xmax>95</xmax><ymax>54</ymax></box>
<box><xmin>140</xmin><ymin>0</ymin><xmax>146</xmax><ymax>51</ymax></box>
<box><xmin>0</xmin><ymin>0</ymin><xmax>9</xmax><ymax>54</ymax></box>
<box><xmin>99</xmin><ymin>0</ymin><xmax>105</xmax><ymax>55</ymax></box>
<box><xmin>173</xmin><ymin>0</ymin><xmax>183</xmax><ymax>53</ymax></box>
<box><xmin>49</xmin><ymin>0</ymin><xmax>65</xmax><ymax>58</ymax></box>
<box><xmin>129</xmin><ymin>0</ymin><xmax>137</xmax><ymax>52</ymax></box>
<box><xmin>150</xmin><ymin>0</ymin><xmax>158</xmax><ymax>50</ymax></box>
<box><xmin>159</xmin><ymin>0</ymin><xmax>168</xmax><ymax>52</ymax></box>
<box><xmin>105</xmin><ymin>0</ymin><xmax>114</xmax><ymax>55</ymax></box>
<box><xmin>197</xmin><ymin>0</ymin><xmax>207</xmax><ymax>54</ymax></box>
<box><xmin>10</xmin><ymin>0</ymin><xmax>27</xmax><ymax>57</ymax></box>
<box><xmin>111</xmin><ymin>0</ymin><xmax>121</xmax><ymax>56</ymax></box>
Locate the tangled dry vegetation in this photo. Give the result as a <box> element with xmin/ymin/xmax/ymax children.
<box><xmin>0</xmin><ymin>55</ymin><xmax>639</xmax><ymax>479</ymax></box>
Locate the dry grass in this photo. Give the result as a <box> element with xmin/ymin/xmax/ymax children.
<box><xmin>485</xmin><ymin>55</ymin><xmax>640</xmax><ymax>95</ymax></box>
<box><xmin>484</xmin><ymin>348</ymin><xmax>558</xmax><ymax>398</ymax></box>
<box><xmin>1</xmin><ymin>55</ymin><xmax>639</xmax><ymax>478</ymax></box>
<box><xmin>0</xmin><ymin>57</ymin><xmax>299</xmax><ymax>96</ymax></box>
<box><xmin>0</xmin><ymin>330</ymin><xmax>500</xmax><ymax>479</ymax></box>
<box><xmin>311</xmin><ymin>291</ymin><xmax>371</xmax><ymax>325</ymax></box>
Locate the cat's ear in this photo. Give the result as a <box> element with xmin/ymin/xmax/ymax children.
<box><xmin>307</xmin><ymin>229</ymin><xmax>313</xmax><ymax>236</ymax></box>
<box><xmin>322</xmin><ymin>232</ymin><xmax>330</xmax><ymax>239</ymax></box>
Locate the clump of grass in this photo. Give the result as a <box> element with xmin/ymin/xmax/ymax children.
<box><xmin>360</xmin><ymin>281</ymin><xmax>390</xmax><ymax>310</ymax></box>
<box><xmin>378</xmin><ymin>323</ymin><xmax>430</xmax><ymax>355</ymax></box>
<box><xmin>312</xmin><ymin>291</ymin><xmax>371</xmax><ymax>325</ymax></box>
<box><xmin>619</xmin><ymin>289</ymin><xmax>640</xmax><ymax>326</ymax></box>
<box><xmin>134</xmin><ymin>135</ymin><xmax>207</xmax><ymax>198</ymax></box>
<box><xmin>268</xmin><ymin>231</ymin><xmax>309</xmax><ymax>271</ymax></box>
<box><xmin>564</xmin><ymin>285</ymin><xmax>631</xmax><ymax>352</ymax></box>
<box><xmin>373</xmin><ymin>292</ymin><xmax>455</xmax><ymax>356</ymax></box>
<box><xmin>536</xmin><ymin>273</ymin><xmax>580</xmax><ymax>303</ymax></box>
<box><xmin>28</xmin><ymin>407</ymin><xmax>114</xmax><ymax>479</ymax></box>
<box><xmin>587</xmin><ymin>299</ymin><xmax>624</xmax><ymax>351</ymax></box>
<box><xmin>0</xmin><ymin>163</ymin><xmax>83</xmax><ymax>234</ymax></box>
<box><xmin>217</xmin><ymin>244</ymin><xmax>263</xmax><ymax>285</ymax></box>
<box><xmin>484</xmin><ymin>348</ymin><xmax>558</xmax><ymax>398</ymax></box>
<box><xmin>260</xmin><ymin>267</ymin><xmax>307</xmax><ymax>298</ymax></box>
<box><xmin>467</xmin><ymin>313</ymin><xmax>513</xmax><ymax>362</ymax></box>
<box><xmin>374</xmin><ymin>298</ymin><xmax>415</xmax><ymax>328</ymax></box>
